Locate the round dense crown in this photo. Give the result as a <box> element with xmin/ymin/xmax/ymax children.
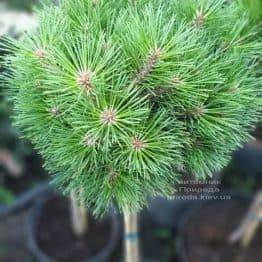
<box><xmin>1</xmin><ymin>0</ymin><xmax>261</xmax><ymax>214</ymax></box>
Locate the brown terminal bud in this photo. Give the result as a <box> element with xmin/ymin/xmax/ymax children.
<box><xmin>84</xmin><ymin>136</ymin><xmax>96</xmax><ymax>147</ymax></box>
<box><xmin>34</xmin><ymin>48</ymin><xmax>47</xmax><ymax>59</ymax></box>
<box><xmin>132</xmin><ymin>137</ymin><xmax>145</xmax><ymax>151</ymax></box>
<box><xmin>77</xmin><ymin>70</ymin><xmax>93</xmax><ymax>95</ymax></box>
<box><xmin>194</xmin><ymin>10</ymin><xmax>205</xmax><ymax>27</ymax></box>
<box><xmin>101</xmin><ymin>109</ymin><xmax>117</xmax><ymax>125</ymax></box>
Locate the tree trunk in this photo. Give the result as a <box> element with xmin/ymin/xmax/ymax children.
<box><xmin>70</xmin><ymin>191</ymin><xmax>88</xmax><ymax>237</ymax></box>
<box><xmin>124</xmin><ymin>211</ymin><xmax>140</xmax><ymax>262</ymax></box>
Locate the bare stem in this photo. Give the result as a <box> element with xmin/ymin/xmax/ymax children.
<box><xmin>124</xmin><ymin>211</ymin><xmax>140</xmax><ymax>262</ymax></box>
<box><xmin>70</xmin><ymin>191</ymin><xmax>88</xmax><ymax>237</ymax></box>
<box><xmin>134</xmin><ymin>48</ymin><xmax>161</xmax><ymax>85</ymax></box>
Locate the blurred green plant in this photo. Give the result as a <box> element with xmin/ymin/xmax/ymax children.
<box><xmin>2</xmin><ymin>0</ymin><xmax>38</xmax><ymax>12</ymax></box>
<box><xmin>0</xmin><ymin>186</ymin><xmax>15</xmax><ymax>205</ymax></box>
<box><xmin>232</xmin><ymin>176</ymin><xmax>256</xmax><ymax>193</ymax></box>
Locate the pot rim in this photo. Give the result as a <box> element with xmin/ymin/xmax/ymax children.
<box><xmin>176</xmin><ymin>190</ymin><xmax>252</xmax><ymax>262</ymax></box>
<box><xmin>0</xmin><ymin>181</ymin><xmax>50</xmax><ymax>218</ymax></box>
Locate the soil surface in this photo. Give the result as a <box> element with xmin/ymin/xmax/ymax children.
<box><xmin>36</xmin><ymin>197</ymin><xmax>111</xmax><ymax>262</ymax></box>
<box><xmin>181</xmin><ymin>199</ymin><xmax>262</xmax><ymax>262</ymax></box>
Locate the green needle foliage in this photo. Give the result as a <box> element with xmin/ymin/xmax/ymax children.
<box><xmin>238</xmin><ymin>0</ymin><xmax>262</xmax><ymax>23</ymax></box>
<box><xmin>0</xmin><ymin>0</ymin><xmax>261</xmax><ymax>215</ymax></box>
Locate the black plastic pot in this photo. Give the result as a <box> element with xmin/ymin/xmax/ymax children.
<box><xmin>148</xmin><ymin>196</ymin><xmax>196</xmax><ymax>229</ymax></box>
<box><xmin>176</xmin><ymin>191</ymin><xmax>252</xmax><ymax>262</ymax></box>
<box><xmin>0</xmin><ymin>181</ymin><xmax>50</xmax><ymax>218</ymax></box>
<box><xmin>27</xmin><ymin>194</ymin><xmax>120</xmax><ymax>262</ymax></box>
<box><xmin>0</xmin><ymin>244</ymin><xmax>33</xmax><ymax>261</ymax></box>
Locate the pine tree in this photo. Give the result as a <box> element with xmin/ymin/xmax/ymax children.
<box><xmin>1</xmin><ymin>0</ymin><xmax>261</xmax><ymax>216</ymax></box>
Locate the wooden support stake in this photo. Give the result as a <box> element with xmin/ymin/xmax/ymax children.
<box><xmin>124</xmin><ymin>211</ymin><xmax>140</xmax><ymax>262</ymax></box>
<box><xmin>229</xmin><ymin>190</ymin><xmax>262</xmax><ymax>247</ymax></box>
<box><xmin>70</xmin><ymin>191</ymin><xmax>88</xmax><ymax>237</ymax></box>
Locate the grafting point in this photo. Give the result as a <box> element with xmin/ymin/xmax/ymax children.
<box><xmin>77</xmin><ymin>70</ymin><xmax>93</xmax><ymax>94</ymax></box>
<box><xmin>101</xmin><ymin>108</ymin><xmax>117</xmax><ymax>125</ymax></box>
<box><xmin>132</xmin><ymin>137</ymin><xmax>145</xmax><ymax>151</ymax></box>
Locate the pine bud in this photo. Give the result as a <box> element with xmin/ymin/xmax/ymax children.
<box><xmin>101</xmin><ymin>108</ymin><xmax>117</xmax><ymax>125</ymax></box>
<box><xmin>34</xmin><ymin>48</ymin><xmax>47</xmax><ymax>58</ymax></box>
<box><xmin>194</xmin><ymin>10</ymin><xmax>205</xmax><ymax>27</ymax></box>
<box><xmin>77</xmin><ymin>70</ymin><xmax>93</xmax><ymax>95</ymax></box>
<box><xmin>84</xmin><ymin>136</ymin><xmax>96</xmax><ymax>147</ymax></box>
<box><xmin>132</xmin><ymin>137</ymin><xmax>145</xmax><ymax>151</ymax></box>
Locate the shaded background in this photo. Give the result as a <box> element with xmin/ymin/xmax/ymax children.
<box><xmin>0</xmin><ymin>1</ymin><xmax>261</xmax><ymax>261</ymax></box>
